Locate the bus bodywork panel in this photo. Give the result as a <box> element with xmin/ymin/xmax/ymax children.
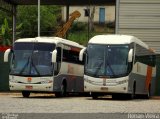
<box><xmin>84</xmin><ymin>65</ymin><xmax>156</xmax><ymax>95</ymax></box>
<box><xmin>88</xmin><ymin>35</ymin><xmax>148</xmax><ymax>49</ymax></box>
<box><xmin>84</xmin><ymin>75</ymin><xmax>129</xmax><ymax>93</ymax></box>
<box><xmin>53</xmin><ymin>62</ymin><xmax>84</xmax><ymax>93</ymax></box>
<box><xmin>9</xmin><ymin>75</ymin><xmax>53</xmax><ymax>92</ymax></box>
<box><xmin>128</xmin><ymin>62</ymin><xmax>156</xmax><ymax>95</ymax></box>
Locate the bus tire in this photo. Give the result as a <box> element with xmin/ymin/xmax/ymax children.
<box><xmin>22</xmin><ymin>91</ymin><xmax>30</xmax><ymax>98</ymax></box>
<box><xmin>131</xmin><ymin>82</ymin><xmax>136</xmax><ymax>99</ymax></box>
<box><xmin>55</xmin><ymin>81</ymin><xmax>67</xmax><ymax>97</ymax></box>
<box><xmin>92</xmin><ymin>93</ymin><xmax>98</xmax><ymax>99</ymax></box>
<box><xmin>61</xmin><ymin>81</ymin><xmax>67</xmax><ymax>97</ymax></box>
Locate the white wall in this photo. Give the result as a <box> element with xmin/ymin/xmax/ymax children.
<box><xmin>62</xmin><ymin>6</ymin><xmax>115</xmax><ymax>23</ymax></box>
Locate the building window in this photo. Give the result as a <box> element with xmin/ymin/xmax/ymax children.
<box><xmin>84</xmin><ymin>9</ymin><xmax>90</xmax><ymax>17</ymax></box>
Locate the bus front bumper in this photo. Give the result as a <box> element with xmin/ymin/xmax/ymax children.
<box><xmin>84</xmin><ymin>81</ymin><xmax>128</xmax><ymax>94</ymax></box>
<box><xmin>9</xmin><ymin>82</ymin><xmax>53</xmax><ymax>92</ymax></box>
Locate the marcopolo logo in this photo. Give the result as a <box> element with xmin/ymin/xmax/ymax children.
<box><xmin>27</xmin><ymin>77</ymin><xmax>32</xmax><ymax>83</ymax></box>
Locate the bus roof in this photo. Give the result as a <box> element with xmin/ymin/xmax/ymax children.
<box><xmin>15</xmin><ymin>37</ymin><xmax>84</xmax><ymax>48</ymax></box>
<box><xmin>89</xmin><ymin>35</ymin><xmax>149</xmax><ymax>49</ymax></box>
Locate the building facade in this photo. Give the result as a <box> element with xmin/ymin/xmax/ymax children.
<box><xmin>62</xmin><ymin>6</ymin><xmax>115</xmax><ymax>24</ymax></box>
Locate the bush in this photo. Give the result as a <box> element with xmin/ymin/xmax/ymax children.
<box><xmin>70</xmin><ymin>22</ymin><xmax>87</xmax><ymax>32</ymax></box>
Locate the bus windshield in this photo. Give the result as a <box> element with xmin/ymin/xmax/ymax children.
<box><xmin>85</xmin><ymin>44</ymin><xmax>130</xmax><ymax>78</ymax></box>
<box><xmin>10</xmin><ymin>42</ymin><xmax>55</xmax><ymax>76</ymax></box>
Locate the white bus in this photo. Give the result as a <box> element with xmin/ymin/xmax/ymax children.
<box><xmin>4</xmin><ymin>37</ymin><xmax>84</xmax><ymax>97</ymax></box>
<box><xmin>79</xmin><ymin>35</ymin><xmax>156</xmax><ymax>99</ymax></box>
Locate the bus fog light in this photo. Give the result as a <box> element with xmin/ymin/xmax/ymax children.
<box><xmin>123</xmin><ymin>87</ymin><xmax>126</xmax><ymax>90</ymax></box>
<box><xmin>46</xmin><ymin>86</ymin><xmax>51</xmax><ymax>88</ymax></box>
<box><xmin>10</xmin><ymin>85</ymin><xmax>14</xmax><ymax>88</ymax></box>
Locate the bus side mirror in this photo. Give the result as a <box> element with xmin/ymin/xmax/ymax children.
<box><xmin>128</xmin><ymin>49</ymin><xmax>133</xmax><ymax>62</ymax></box>
<box><xmin>52</xmin><ymin>49</ymin><xmax>57</xmax><ymax>63</ymax></box>
<box><xmin>4</xmin><ymin>49</ymin><xmax>11</xmax><ymax>62</ymax></box>
<box><xmin>79</xmin><ymin>48</ymin><xmax>86</xmax><ymax>61</ymax></box>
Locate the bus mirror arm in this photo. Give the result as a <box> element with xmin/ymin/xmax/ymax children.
<box><xmin>52</xmin><ymin>49</ymin><xmax>57</xmax><ymax>63</ymax></box>
<box><xmin>4</xmin><ymin>49</ymin><xmax>11</xmax><ymax>62</ymax></box>
<box><xmin>128</xmin><ymin>49</ymin><xmax>133</xmax><ymax>62</ymax></box>
<box><xmin>79</xmin><ymin>48</ymin><xmax>86</xmax><ymax>61</ymax></box>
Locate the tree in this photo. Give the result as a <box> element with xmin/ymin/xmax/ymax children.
<box><xmin>17</xmin><ymin>5</ymin><xmax>61</xmax><ymax>37</ymax></box>
<box><xmin>0</xmin><ymin>18</ymin><xmax>22</xmax><ymax>46</ymax></box>
<box><xmin>0</xmin><ymin>18</ymin><xmax>11</xmax><ymax>46</ymax></box>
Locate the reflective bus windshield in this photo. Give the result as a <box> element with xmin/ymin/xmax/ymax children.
<box><xmin>85</xmin><ymin>44</ymin><xmax>129</xmax><ymax>78</ymax></box>
<box><xmin>10</xmin><ymin>42</ymin><xmax>55</xmax><ymax>76</ymax></box>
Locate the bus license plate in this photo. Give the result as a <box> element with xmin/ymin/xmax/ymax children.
<box><xmin>26</xmin><ymin>86</ymin><xmax>33</xmax><ymax>90</ymax></box>
<box><xmin>101</xmin><ymin>87</ymin><xmax>108</xmax><ymax>90</ymax></box>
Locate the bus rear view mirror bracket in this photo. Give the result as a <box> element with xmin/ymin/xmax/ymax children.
<box><xmin>79</xmin><ymin>48</ymin><xmax>86</xmax><ymax>61</ymax></box>
<box><xmin>52</xmin><ymin>49</ymin><xmax>57</xmax><ymax>63</ymax></box>
<box><xmin>128</xmin><ymin>49</ymin><xmax>133</xmax><ymax>62</ymax></box>
<box><xmin>4</xmin><ymin>49</ymin><xmax>11</xmax><ymax>62</ymax></box>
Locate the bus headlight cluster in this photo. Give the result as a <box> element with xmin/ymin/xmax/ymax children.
<box><xmin>118</xmin><ymin>80</ymin><xmax>127</xmax><ymax>85</ymax></box>
<box><xmin>41</xmin><ymin>80</ymin><xmax>53</xmax><ymax>84</ymax></box>
<box><xmin>10</xmin><ymin>79</ymin><xmax>18</xmax><ymax>83</ymax></box>
<box><xmin>84</xmin><ymin>78</ymin><xmax>93</xmax><ymax>83</ymax></box>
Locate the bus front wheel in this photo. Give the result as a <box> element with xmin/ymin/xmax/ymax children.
<box><xmin>55</xmin><ymin>82</ymin><xmax>67</xmax><ymax>97</ymax></box>
<box><xmin>22</xmin><ymin>91</ymin><xmax>30</xmax><ymax>98</ymax></box>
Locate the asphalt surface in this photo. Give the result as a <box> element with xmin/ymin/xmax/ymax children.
<box><xmin>0</xmin><ymin>93</ymin><xmax>160</xmax><ymax>119</ymax></box>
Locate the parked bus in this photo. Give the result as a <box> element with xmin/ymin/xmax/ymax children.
<box><xmin>79</xmin><ymin>35</ymin><xmax>156</xmax><ymax>99</ymax></box>
<box><xmin>4</xmin><ymin>37</ymin><xmax>84</xmax><ymax>97</ymax></box>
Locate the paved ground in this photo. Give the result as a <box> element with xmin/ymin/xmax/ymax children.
<box><xmin>0</xmin><ymin>93</ymin><xmax>160</xmax><ymax>113</ymax></box>
<box><xmin>0</xmin><ymin>93</ymin><xmax>160</xmax><ymax>114</ymax></box>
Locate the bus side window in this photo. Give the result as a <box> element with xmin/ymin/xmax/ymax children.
<box><xmin>54</xmin><ymin>47</ymin><xmax>61</xmax><ymax>75</ymax></box>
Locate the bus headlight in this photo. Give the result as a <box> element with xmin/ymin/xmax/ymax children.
<box><xmin>118</xmin><ymin>80</ymin><xmax>127</xmax><ymax>85</ymax></box>
<box><xmin>84</xmin><ymin>78</ymin><xmax>93</xmax><ymax>83</ymax></box>
<box><xmin>41</xmin><ymin>80</ymin><xmax>53</xmax><ymax>84</ymax></box>
<box><xmin>10</xmin><ymin>79</ymin><xmax>18</xmax><ymax>83</ymax></box>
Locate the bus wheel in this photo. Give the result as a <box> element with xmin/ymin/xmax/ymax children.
<box><xmin>60</xmin><ymin>82</ymin><xmax>67</xmax><ymax>97</ymax></box>
<box><xmin>55</xmin><ymin>82</ymin><xmax>67</xmax><ymax>97</ymax></box>
<box><xmin>92</xmin><ymin>93</ymin><xmax>98</xmax><ymax>99</ymax></box>
<box><xmin>22</xmin><ymin>91</ymin><xmax>30</xmax><ymax>98</ymax></box>
<box><xmin>131</xmin><ymin>82</ymin><xmax>136</xmax><ymax>99</ymax></box>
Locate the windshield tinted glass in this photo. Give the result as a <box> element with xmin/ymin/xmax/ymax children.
<box><xmin>85</xmin><ymin>44</ymin><xmax>129</xmax><ymax>78</ymax></box>
<box><xmin>10</xmin><ymin>42</ymin><xmax>55</xmax><ymax>76</ymax></box>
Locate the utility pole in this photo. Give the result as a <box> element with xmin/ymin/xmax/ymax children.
<box><xmin>38</xmin><ymin>0</ymin><xmax>40</xmax><ymax>37</ymax></box>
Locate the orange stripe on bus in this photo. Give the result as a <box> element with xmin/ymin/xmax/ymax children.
<box><xmin>149</xmin><ymin>48</ymin><xmax>155</xmax><ymax>53</ymax></box>
<box><xmin>71</xmin><ymin>47</ymin><xmax>80</xmax><ymax>52</ymax></box>
<box><xmin>145</xmin><ymin>66</ymin><xmax>152</xmax><ymax>90</ymax></box>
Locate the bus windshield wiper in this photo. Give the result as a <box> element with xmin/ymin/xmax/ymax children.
<box><xmin>94</xmin><ymin>62</ymin><xmax>103</xmax><ymax>76</ymax></box>
<box><xmin>106</xmin><ymin>61</ymin><xmax>115</xmax><ymax>76</ymax></box>
<box><xmin>19</xmin><ymin>56</ymin><xmax>30</xmax><ymax>75</ymax></box>
<box><xmin>31</xmin><ymin>60</ymin><xmax>40</xmax><ymax>76</ymax></box>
